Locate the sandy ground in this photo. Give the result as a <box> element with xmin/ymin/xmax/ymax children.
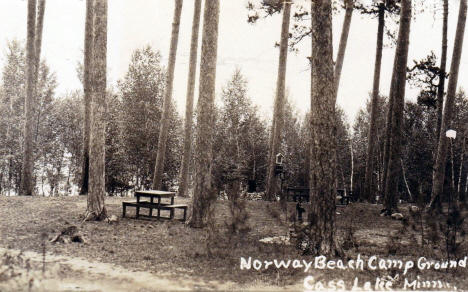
<box><xmin>0</xmin><ymin>247</ymin><xmax>305</xmax><ymax>291</ymax></box>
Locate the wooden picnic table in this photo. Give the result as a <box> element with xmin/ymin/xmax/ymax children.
<box><xmin>135</xmin><ymin>190</ymin><xmax>176</xmax><ymax>218</ymax></box>
<box><xmin>122</xmin><ymin>190</ymin><xmax>188</xmax><ymax>221</ymax></box>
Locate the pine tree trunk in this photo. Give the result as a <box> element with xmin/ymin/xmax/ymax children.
<box><xmin>80</xmin><ymin>0</ymin><xmax>95</xmax><ymax>196</ymax></box>
<box><xmin>309</xmin><ymin>0</ymin><xmax>339</xmax><ymax>256</ymax></box>
<box><xmin>34</xmin><ymin>0</ymin><xmax>45</xmax><ymax>80</ymax></box>
<box><xmin>153</xmin><ymin>0</ymin><xmax>184</xmax><ymax>190</ymax></box>
<box><xmin>384</xmin><ymin>0</ymin><xmax>412</xmax><ymax>214</ymax></box>
<box><xmin>85</xmin><ymin>0</ymin><xmax>108</xmax><ymax>221</ymax></box>
<box><xmin>304</xmin><ymin>116</ymin><xmax>311</xmax><ymax>187</ymax></box>
<box><xmin>179</xmin><ymin>0</ymin><xmax>202</xmax><ymax>198</ymax></box>
<box><xmin>429</xmin><ymin>0</ymin><xmax>467</xmax><ymax>211</ymax></box>
<box><xmin>32</xmin><ymin>0</ymin><xmax>46</xmax><ymax>145</ymax></box>
<box><xmin>457</xmin><ymin>138</ymin><xmax>465</xmax><ymax>200</ymax></box>
<box><xmin>20</xmin><ymin>0</ymin><xmax>38</xmax><ymax>196</ymax></box>
<box><xmin>435</xmin><ymin>0</ymin><xmax>449</xmax><ymax>146</ymax></box>
<box><xmin>363</xmin><ymin>4</ymin><xmax>384</xmax><ymax>202</ymax></box>
<box><xmin>381</xmin><ymin>92</ymin><xmax>393</xmax><ymax>201</ymax></box>
<box><xmin>188</xmin><ymin>0</ymin><xmax>220</xmax><ymax>228</ymax></box>
<box><xmin>265</xmin><ymin>2</ymin><xmax>291</xmax><ymax>201</ymax></box>
<box><xmin>381</xmin><ymin>12</ymin><xmax>401</xmax><ymax>202</ymax></box>
<box><xmin>333</xmin><ymin>0</ymin><xmax>353</xmax><ymax>97</ymax></box>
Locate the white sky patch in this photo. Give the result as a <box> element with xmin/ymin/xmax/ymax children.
<box><xmin>0</xmin><ymin>0</ymin><xmax>467</xmax><ymax>125</ymax></box>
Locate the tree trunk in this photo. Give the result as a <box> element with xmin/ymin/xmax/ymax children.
<box><xmin>153</xmin><ymin>0</ymin><xmax>184</xmax><ymax>190</ymax></box>
<box><xmin>85</xmin><ymin>0</ymin><xmax>108</xmax><ymax>221</ymax></box>
<box><xmin>20</xmin><ymin>0</ymin><xmax>38</xmax><ymax>196</ymax></box>
<box><xmin>304</xmin><ymin>112</ymin><xmax>311</xmax><ymax>187</ymax></box>
<box><xmin>384</xmin><ymin>0</ymin><xmax>412</xmax><ymax>214</ymax></box>
<box><xmin>309</xmin><ymin>0</ymin><xmax>339</xmax><ymax>256</ymax></box>
<box><xmin>333</xmin><ymin>0</ymin><xmax>353</xmax><ymax>98</ymax></box>
<box><xmin>451</xmin><ymin>139</ymin><xmax>455</xmax><ymax>191</ymax></box>
<box><xmin>381</xmin><ymin>86</ymin><xmax>394</xmax><ymax>202</ymax></box>
<box><xmin>350</xmin><ymin>141</ymin><xmax>354</xmax><ymax>192</ymax></box>
<box><xmin>179</xmin><ymin>0</ymin><xmax>202</xmax><ymax>198</ymax></box>
<box><xmin>363</xmin><ymin>4</ymin><xmax>384</xmax><ymax>202</ymax></box>
<box><xmin>435</xmin><ymin>0</ymin><xmax>449</xmax><ymax>146</ymax></box>
<box><xmin>401</xmin><ymin>158</ymin><xmax>412</xmax><ymax>202</ymax></box>
<box><xmin>80</xmin><ymin>0</ymin><xmax>95</xmax><ymax>196</ymax></box>
<box><xmin>457</xmin><ymin>138</ymin><xmax>465</xmax><ymax>200</ymax></box>
<box><xmin>188</xmin><ymin>0</ymin><xmax>220</xmax><ymax>228</ymax></box>
<box><xmin>34</xmin><ymin>0</ymin><xmax>45</xmax><ymax>81</ymax></box>
<box><xmin>429</xmin><ymin>0</ymin><xmax>467</xmax><ymax>212</ymax></box>
<box><xmin>381</xmin><ymin>3</ymin><xmax>402</xmax><ymax>202</ymax></box>
<box><xmin>265</xmin><ymin>2</ymin><xmax>291</xmax><ymax>201</ymax></box>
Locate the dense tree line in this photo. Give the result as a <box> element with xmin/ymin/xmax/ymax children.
<box><xmin>0</xmin><ymin>40</ymin><xmax>353</xmax><ymax>199</ymax></box>
<box><xmin>5</xmin><ymin>41</ymin><xmax>468</xmax><ymax>208</ymax></box>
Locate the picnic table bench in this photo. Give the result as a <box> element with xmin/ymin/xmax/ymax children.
<box><xmin>122</xmin><ymin>190</ymin><xmax>188</xmax><ymax>221</ymax></box>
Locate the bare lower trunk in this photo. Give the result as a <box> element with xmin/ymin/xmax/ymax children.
<box><xmin>401</xmin><ymin>158</ymin><xmax>412</xmax><ymax>202</ymax></box>
<box><xmin>189</xmin><ymin>0</ymin><xmax>220</xmax><ymax>228</ymax></box>
<box><xmin>451</xmin><ymin>139</ymin><xmax>455</xmax><ymax>191</ymax></box>
<box><xmin>20</xmin><ymin>0</ymin><xmax>38</xmax><ymax>196</ymax></box>
<box><xmin>384</xmin><ymin>0</ymin><xmax>412</xmax><ymax>214</ymax></box>
<box><xmin>429</xmin><ymin>0</ymin><xmax>467</xmax><ymax>212</ymax></box>
<box><xmin>381</xmin><ymin>92</ymin><xmax>393</xmax><ymax>202</ymax></box>
<box><xmin>309</xmin><ymin>0</ymin><xmax>339</xmax><ymax>256</ymax></box>
<box><xmin>265</xmin><ymin>2</ymin><xmax>291</xmax><ymax>201</ymax></box>
<box><xmin>179</xmin><ymin>0</ymin><xmax>202</xmax><ymax>198</ymax></box>
<box><xmin>80</xmin><ymin>0</ymin><xmax>95</xmax><ymax>195</ymax></box>
<box><xmin>86</xmin><ymin>0</ymin><xmax>108</xmax><ymax>221</ymax></box>
<box><xmin>153</xmin><ymin>0</ymin><xmax>183</xmax><ymax>190</ymax></box>
<box><xmin>363</xmin><ymin>4</ymin><xmax>384</xmax><ymax>202</ymax></box>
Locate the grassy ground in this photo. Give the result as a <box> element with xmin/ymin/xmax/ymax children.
<box><xmin>1</xmin><ymin>195</ymin><xmax>467</xmax><ymax>291</ymax></box>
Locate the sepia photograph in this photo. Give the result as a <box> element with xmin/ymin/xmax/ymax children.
<box><xmin>1</xmin><ymin>0</ymin><xmax>468</xmax><ymax>291</ymax></box>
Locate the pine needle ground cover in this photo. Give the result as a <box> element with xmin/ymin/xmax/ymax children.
<box><xmin>1</xmin><ymin>196</ymin><xmax>468</xmax><ymax>291</ymax></box>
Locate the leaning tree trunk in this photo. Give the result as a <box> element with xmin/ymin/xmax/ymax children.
<box><xmin>333</xmin><ymin>0</ymin><xmax>353</xmax><ymax>97</ymax></box>
<box><xmin>153</xmin><ymin>0</ymin><xmax>184</xmax><ymax>190</ymax></box>
<box><xmin>20</xmin><ymin>0</ymin><xmax>38</xmax><ymax>196</ymax></box>
<box><xmin>179</xmin><ymin>0</ymin><xmax>202</xmax><ymax>198</ymax></box>
<box><xmin>85</xmin><ymin>0</ymin><xmax>108</xmax><ymax>221</ymax></box>
<box><xmin>363</xmin><ymin>3</ymin><xmax>384</xmax><ymax>202</ymax></box>
<box><xmin>384</xmin><ymin>0</ymin><xmax>412</xmax><ymax>214</ymax></box>
<box><xmin>435</xmin><ymin>0</ymin><xmax>449</xmax><ymax>146</ymax></box>
<box><xmin>429</xmin><ymin>0</ymin><xmax>467</xmax><ymax>212</ymax></box>
<box><xmin>80</xmin><ymin>0</ymin><xmax>95</xmax><ymax>195</ymax></box>
<box><xmin>188</xmin><ymin>0</ymin><xmax>220</xmax><ymax>228</ymax></box>
<box><xmin>309</xmin><ymin>0</ymin><xmax>339</xmax><ymax>256</ymax></box>
<box><xmin>265</xmin><ymin>2</ymin><xmax>291</xmax><ymax>201</ymax></box>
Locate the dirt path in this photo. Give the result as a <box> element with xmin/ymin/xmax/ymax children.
<box><xmin>1</xmin><ymin>247</ymin><xmax>237</xmax><ymax>291</ymax></box>
<box><xmin>0</xmin><ymin>247</ymin><xmax>301</xmax><ymax>291</ymax></box>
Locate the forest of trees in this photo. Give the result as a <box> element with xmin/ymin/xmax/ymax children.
<box><xmin>1</xmin><ymin>0</ymin><xmax>467</xmax><ymax>255</ymax></box>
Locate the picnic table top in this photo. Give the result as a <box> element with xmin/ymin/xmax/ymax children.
<box><xmin>134</xmin><ymin>190</ymin><xmax>176</xmax><ymax>197</ymax></box>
